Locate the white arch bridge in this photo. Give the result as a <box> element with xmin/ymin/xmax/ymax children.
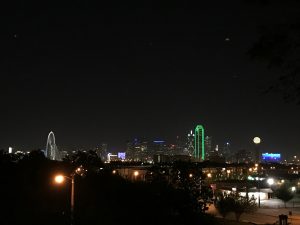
<box><xmin>45</xmin><ymin>131</ymin><xmax>61</xmax><ymax>161</ymax></box>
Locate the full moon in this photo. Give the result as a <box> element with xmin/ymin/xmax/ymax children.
<box><xmin>253</xmin><ymin>137</ymin><xmax>261</xmax><ymax>144</ymax></box>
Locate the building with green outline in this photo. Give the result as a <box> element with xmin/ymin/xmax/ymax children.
<box><xmin>194</xmin><ymin>125</ymin><xmax>205</xmax><ymax>161</ymax></box>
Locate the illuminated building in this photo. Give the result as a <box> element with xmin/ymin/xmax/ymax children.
<box><xmin>126</xmin><ymin>138</ymin><xmax>148</xmax><ymax>161</ymax></box>
<box><xmin>126</xmin><ymin>140</ymin><xmax>134</xmax><ymax>160</ymax></box>
<box><xmin>187</xmin><ymin>130</ymin><xmax>195</xmax><ymax>156</ymax></box>
<box><xmin>8</xmin><ymin>147</ymin><xmax>13</xmax><ymax>154</ymax></box>
<box><xmin>118</xmin><ymin>152</ymin><xmax>126</xmax><ymax>160</ymax></box>
<box><xmin>222</xmin><ymin>142</ymin><xmax>231</xmax><ymax>162</ymax></box>
<box><xmin>95</xmin><ymin>143</ymin><xmax>108</xmax><ymax>161</ymax></box>
<box><xmin>204</xmin><ymin>136</ymin><xmax>212</xmax><ymax>159</ymax></box>
<box><xmin>107</xmin><ymin>153</ymin><xmax>118</xmax><ymax>162</ymax></box>
<box><xmin>153</xmin><ymin>154</ymin><xmax>170</xmax><ymax>163</ymax></box>
<box><xmin>289</xmin><ymin>155</ymin><xmax>300</xmax><ymax>164</ymax></box>
<box><xmin>262</xmin><ymin>153</ymin><xmax>281</xmax><ymax>163</ymax></box>
<box><xmin>174</xmin><ymin>135</ymin><xmax>187</xmax><ymax>155</ymax></box>
<box><xmin>235</xmin><ymin>149</ymin><xmax>253</xmax><ymax>163</ymax></box>
<box><xmin>208</xmin><ymin>145</ymin><xmax>226</xmax><ymax>163</ymax></box>
<box><xmin>149</xmin><ymin>140</ymin><xmax>167</xmax><ymax>155</ymax></box>
<box><xmin>194</xmin><ymin>125</ymin><xmax>205</xmax><ymax>161</ymax></box>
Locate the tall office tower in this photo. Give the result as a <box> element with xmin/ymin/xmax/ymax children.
<box><xmin>186</xmin><ymin>130</ymin><xmax>195</xmax><ymax>156</ymax></box>
<box><xmin>148</xmin><ymin>140</ymin><xmax>166</xmax><ymax>155</ymax></box>
<box><xmin>235</xmin><ymin>149</ymin><xmax>253</xmax><ymax>164</ymax></box>
<box><xmin>96</xmin><ymin>143</ymin><xmax>108</xmax><ymax>161</ymax></box>
<box><xmin>174</xmin><ymin>135</ymin><xmax>186</xmax><ymax>155</ymax></box>
<box><xmin>215</xmin><ymin>144</ymin><xmax>219</xmax><ymax>155</ymax></box>
<box><xmin>126</xmin><ymin>141</ymin><xmax>133</xmax><ymax>160</ymax></box>
<box><xmin>194</xmin><ymin>125</ymin><xmax>205</xmax><ymax>161</ymax></box>
<box><xmin>204</xmin><ymin>136</ymin><xmax>212</xmax><ymax>159</ymax></box>
<box><xmin>126</xmin><ymin>139</ymin><xmax>137</xmax><ymax>161</ymax></box>
<box><xmin>222</xmin><ymin>142</ymin><xmax>231</xmax><ymax>161</ymax></box>
<box><xmin>126</xmin><ymin>138</ymin><xmax>148</xmax><ymax>161</ymax></box>
<box><xmin>139</xmin><ymin>140</ymin><xmax>148</xmax><ymax>161</ymax></box>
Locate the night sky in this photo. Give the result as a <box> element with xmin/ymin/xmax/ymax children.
<box><xmin>1</xmin><ymin>1</ymin><xmax>300</xmax><ymax>156</ymax></box>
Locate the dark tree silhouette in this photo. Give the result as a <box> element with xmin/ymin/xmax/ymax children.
<box><xmin>0</xmin><ymin>152</ymin><xmax>218</xmax><ymax>225</ymax></box>
<box><xmin>247</xmin><ymin>0</ymin><xmax>300</xmax><ymax>104</ymax></box>
<box><xmin>215</xmin><ymin>195</ymin><xmax>235</xmax><ymax>218</ymax></box>
<box><xmin>63</xmin><ymin>150</ymin><xmax>104</xmax><ymax>171</ymax></box>
<box><xmin>215</xmin><ymin>193</ymin><xmax>257</xmax><ymax>221</ymax></box>
<box><xmin>275</xmin><ymin>184</ymin><xmax>294</xmax><ymax>208</ymax></box>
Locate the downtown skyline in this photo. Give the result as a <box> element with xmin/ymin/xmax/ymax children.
<box><xmin>0</xmin><ymin>1</ymin><xmax>300</xmax><ymax>155</ymax></box>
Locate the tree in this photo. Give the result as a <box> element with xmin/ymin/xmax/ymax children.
<box><xmin>275</xmin><ymin>185</ymin><xmax>294</xmax><ymax>208</ymax></box>
<box><xmin>247</xmin><ymin>0</ymin><xmax>300</xmax><ymax>104</ymax></box>
<box><xmin>215</xmin><ymin>193</ymin><xmax>257</xmax><ymax>221</ymax></box>
<box><xmin>63</xmin><ymin>150</ymin><xmax>103</xmax><ymax>171</ymax></box>
<box><xmin>215</xmin><ymin>195</ymin><xmax>235</xmax><ymax>218</ymax></box>
<box><xmin>233</xmin><ymin>195</ymin><xmax>257</xmax><ymax>222</ymax></box>
<box><xmin>169</xmin><ymin>162</ymin><xmax>210</xmax><ymax>213</ymax></box>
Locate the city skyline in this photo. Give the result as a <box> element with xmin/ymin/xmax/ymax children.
<box><xmin>1</xmin><ymin>1</ymin><xmax>300</xmax><ymax>155</ymax></box>
<box><xmin>1</xmin><ymin>2</ymin><xmax>300</xmax><ymax>225</ymax></box>
<box><xmin>2</xmin><ymin>127</ymin><xmax>298</xmax><ymax>161</ymax></box>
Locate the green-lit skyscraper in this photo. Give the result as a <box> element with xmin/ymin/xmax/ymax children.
<box><xmin>194</xmin><ymin>125</ymin><xmax>205</xmax><ymax>161</ymax></box>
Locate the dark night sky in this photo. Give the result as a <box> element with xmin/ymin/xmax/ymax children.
<box><xmin>1</xmin><ymin>1</ymin><xmax>300</xmax><ymax>156</ymax></box>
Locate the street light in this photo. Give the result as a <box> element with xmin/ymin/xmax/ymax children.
<box><xmin>255</xmin><ymin>177</ymin><xmax>263</xmax><ymax>208</ymax></box>
<box><xmin>54</xmin><ymin>174</ymin><xmax>75</xmax><ymax>225</ymax></box>
<box><xmin>55</xmin><ymin>175</ymin><xmax>65</xmax><ymax>184</ymax></box>
<box><xmin>267</xmin><ymin>178</ymin><xmax>274</xmax><ymax>186</ymax></box>
<box><xmin>133</xmin><ymin>171</ymin><xmax>139</xmax><ymax>181</ymax></box>
<box><xmin>54</xmin><ymin>166</ymin><xmax>85</xmax><ymax>225</ymax></box>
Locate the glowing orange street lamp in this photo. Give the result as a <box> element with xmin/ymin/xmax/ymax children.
<box><xmin>54</xmin><ymin>174</ymin><xmax>75</xmax><ymax>225</ymax></box>
<box><xmin>54</xmin><ymin>175</ymin><xmax>65</xmax><ymax>184</ymax></box>
<box><xmin>133</xmin><ymin>171</ymin><xmax>139</xmax><ymax>181</ymax></box>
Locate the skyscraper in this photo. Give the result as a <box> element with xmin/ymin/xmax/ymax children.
<box><xmin>204</xmin><ymin>136</ymin><xmax>212</xmax><ymax>159</ymax></box>
<box><xmin>222</xmin><ymin>142</ymin><xmax>231</xmax><ymax>161</ymax></box>
<box><xmin>126</xmin><ymin>138</ymin><xmax>148</xmax><ymax>161</ymax></box>
<box><xmin>186</xmin><ymin>130</ymin><xmax>195</xmax><ymax>156</ymax></box>
<box><xmin>194</xmin><ymin>125</ymin><xmax>205</xmax><ymax>161</ymax></box>
<box><xmin>96</xmin><ymin>143</ymin><xmax>108</xmax><ymax>162</ymax></box>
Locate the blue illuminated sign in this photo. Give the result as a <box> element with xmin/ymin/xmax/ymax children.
<box><xmin>262</xmin><ymin>153</ymin><xmax>281</xmax><ymax>162</ymax></box>
<box><xmin>118</xmin><ymin>152</ymin><xmax>126</xmax><ymax>160</ymax></box>
<box><xmin>153</xmin><ymin>140</ymin><xmax>165</xmax><ymax>143</ymax></box>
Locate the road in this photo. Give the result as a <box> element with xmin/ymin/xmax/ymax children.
<box><xmin>207</xmin><ymin>202</ymin><xmax>300</xmax><ymax>225</ymax></box>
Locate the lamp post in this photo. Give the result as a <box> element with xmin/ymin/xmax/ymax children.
<box><xmin>133</xmin><ymin>171</ymin><xmax>139</xmax><ymax>181</ymax></box>
<box><xmin>267</xmin><ymin>178</ymin><xmax>274</xmax><ymax>186</ymax></box>
<box><xmin>70</xmin><ymin>174</ymin><xmax>74</xmax><ymax>225</ymax></box>
<box><xmin>267</xmin><ymin>178</ymin><xmax>275</xmax><ymax>200</ymax></box>
<box><xmin>258</xmin><ymin>178</ymin><xmax>260</xmax><ymax>208</ymax></box>
<box><xmin>54</xmin><ymin>174</ymin><xmax>75</xmax><ymax>225</ymax></box>
<box><xmin>54</xmin><ymin>166</ymin><xmax>85</xmax><ymax>225</ymax></box>
<box><xmin>255</xmin><ymin>177</ymin><xmax>263</xmax><ymax>208</ymax></box>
